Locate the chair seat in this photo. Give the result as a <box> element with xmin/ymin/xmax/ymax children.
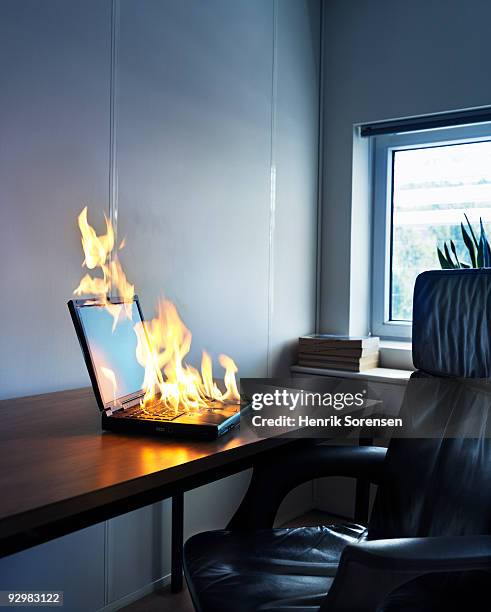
<box><xmin>184</xmin><ymin>523</ymin><xmax>366</xmax><ymax>612</ymax></box>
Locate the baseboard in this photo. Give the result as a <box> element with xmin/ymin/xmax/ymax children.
<box><xmin>98</xmin><ymin>573</ymin><xmax>171</xmax><ymax>612</ymax></box>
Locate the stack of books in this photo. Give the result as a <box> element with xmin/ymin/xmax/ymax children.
<box><xmin>297</xmin><ymin>334</ymin><xmax>380</xmax><ymax>372</ymax></box>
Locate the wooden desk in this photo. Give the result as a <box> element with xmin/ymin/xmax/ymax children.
<box><xmin>0</xmin><ymin>387</ymin><xmax>303</xmax><ymax>591</ymax></box>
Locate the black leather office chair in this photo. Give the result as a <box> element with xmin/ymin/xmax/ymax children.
<box><xmin>183</xmin><ymin>269</ymin><xmax>491</xmax><ymax>611</ymax></box>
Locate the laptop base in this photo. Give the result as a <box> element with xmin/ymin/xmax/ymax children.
<box><xmin>101</xmin><ymin>409</ymin><xmax>240</xmax><ymax>441</ymax></box>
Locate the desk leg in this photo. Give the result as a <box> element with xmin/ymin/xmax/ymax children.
<box><xmin>171</xmin><ymin>493</ymin><xmax>184</xmax><ymax>593</ymax></box>
<box><xmin>354</xmin><ymin>436</ymin><xmax>372</xmax><ymax>524</ymax></box>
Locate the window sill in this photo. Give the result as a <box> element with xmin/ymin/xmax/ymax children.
<box><xmin>290</xmin><ymin>365</ymin><xmax>412</xmax><ymax>386</ymax></box>
<box><xmin>290</xmin><ymin>341</ymin><xmax>413</xmax><ymax>385</ymax></box>
<box><xmin>379</xmin><ymin>340</ymin><xmax>414</xmax><ymax>370</ymax></box>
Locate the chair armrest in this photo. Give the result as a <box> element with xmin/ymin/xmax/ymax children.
<box><xmin>227</xmin><ymin>444</ymin><xmax>387</xmax><ymax>530</ymax></box>
<box><xmin>323</xmin><ymin>535</ymin><xmax>491</xmax><ymax>612</ymax></box>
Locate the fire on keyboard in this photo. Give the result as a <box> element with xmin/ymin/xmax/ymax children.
<box><xmin>115</xmin><ymin>401</ymin><xmax>186</xmax><ymax>422</ymax></box>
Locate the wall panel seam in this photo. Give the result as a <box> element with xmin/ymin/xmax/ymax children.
<box><xmin>267</xmin><ymin>0</ymin><xmax>278</xmax><ymax>376</ymax></box>
<box><xmin>109</xmin><ymin>0</ymin><xmax>120</xmax><ymax>270</ymax></box>
<box><xmin>315</xmin><ymin>0</ymin><xmax>325</xmax><ymax>333</ymax></box>
<box><xmin>105</xmin><ymin>0</ymin><xmax>120</xmax><ymax>604</ymax></box>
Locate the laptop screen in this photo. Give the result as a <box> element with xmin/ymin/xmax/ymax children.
<box><xmin>76</xmin><ymin>301</ymin><xmax>146</xmax><ymax>406</ymax></box>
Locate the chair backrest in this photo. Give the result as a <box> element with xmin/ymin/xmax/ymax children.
<box><xmin>368</xmin><ymin>269</ymin><xmax>491</xmax><ymax>540</ymax></box>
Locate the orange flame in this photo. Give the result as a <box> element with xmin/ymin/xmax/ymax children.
<box><xmin>74</xmin><ymin>207</ymin><xmax>134</xmax><ymax>329</ymax></box>
<box><xmin>74</xmin><ymin>207</ymin><xmax>240</xmax><ymax>411</ymax></box>
<box><xmin>218</xmin><ymin>354</ymin><xmax>240</xmax><ymax>401</ymax></box>
<box><xmin>133</xmin><ymin>300</ymin><xmax>240</xmax><ymax>411</ymax></box>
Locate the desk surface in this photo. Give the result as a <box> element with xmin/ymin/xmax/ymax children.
<box><xmin>0</xmin><ymin>387</ymin><xmax>296</xmax><ymax>553</ymax></box>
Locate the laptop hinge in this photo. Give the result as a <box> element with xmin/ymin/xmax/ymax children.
<box><xmin>104</xmin><ymin>404</ymin><xmax>121</xmax><ymax>416</ymax></box>
<box><xmin>104</xmin><ymin>392</ymin><xmax>145</xmax><ymax>416</ymax></box>
<box><xmin>121</xmin><ymin>394</ymin><xmax>145</xmax><ymax>409</ymax></box>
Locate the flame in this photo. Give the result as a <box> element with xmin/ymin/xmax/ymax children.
<box><xmin>218</xmin><ymin>354</ymin><xmax>240</xmax><ymax>401</ymax></box>
<box><xmin>134</xmin><ymin>300</ymin><xmax>240</xmax><ymax>411</ymax></box>
<box><xmin>74</xmin><ymin>207</ymin><xmax>240</xmax><ymax>412</ymax></box>
<box><xmin>74</xmin><ymin>207</ymin><xmax>134</xmax><ymax>329</ymax></box>
<box><xmin>201</xmin><ymin>351</ymin><xmax>225</xmax><ymax>401</ymax></box>
<box><xmin>78</xmin><ymin>206</ymin><xmax>114</xmax><ymax>269</ymax></box>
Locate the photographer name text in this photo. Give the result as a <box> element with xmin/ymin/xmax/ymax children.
<box><xmin>251</xmin><ymin>414</ymin><xmax>403</xmax><ymax>428</ymax></box>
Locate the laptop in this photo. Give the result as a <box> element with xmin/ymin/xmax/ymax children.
<box><xmin>68</xmin><ymin>296</ymin><xmax>242</xmax><ymax>440</ymax></box>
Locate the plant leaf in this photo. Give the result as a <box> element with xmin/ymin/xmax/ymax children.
<box><xmin>437</xmin><ymin>246</ymin><xmax>454</xmax><ymax>269</ymax></box>
<box><xmin>450</xmin><ymin>240</ymin><xmax>461</xmax><ymax>268</ymax></box>
<box><xmin>444</xmin><ymin>242</ymin><xmax>456</xmax><ymax>267</ymax></box>
<box><xmin>461</xmin><ymin>222</ymin><xmax>477</xmax><ymax>268</ymax></box>
<box><xmin>460</xmin><ymin>262</ymin><xmax>470</xmax><ymax>268</ymax></box>
<box><xmin>485</xmin><ymin>241</ymin><xmax>491</xmax><ymax>268</ymax></box>
<box><xmin>464</xmin><ymin>213</ymin><xmax>479</xmax><ymax>248</ymax></box>
<box><xmin>480</xmin><ymin>218</ymin><xmax>491</xmax><ymax>267</ymax></box>
<box><xmin>477</xmin><ymin>234</ymin><xmax>484</xmax><ymax>268</ymax></box>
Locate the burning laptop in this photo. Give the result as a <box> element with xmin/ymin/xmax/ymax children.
<box><xmin>68</xmin><ymin>207</ymin><xmax>243</xmax><ymax>439</ymax></box>
<box><xmin>68</xmin><ymin>295</ymin><xmax>242</xmax><ymax>440</ymax></box>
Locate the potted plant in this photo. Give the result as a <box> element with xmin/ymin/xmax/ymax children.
<box><xmin>437</xmin><ymin>214</ymin><xmax>491</xmax><ymax>269</ymax></box>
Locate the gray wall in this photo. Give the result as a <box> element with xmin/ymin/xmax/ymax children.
<box><xmin>0</xmin><ymin>1</ymin><xmax>320</xmax><ymax>609</ymax></box>
<box><xmin>320</xmin><ymin>0</ymin><xmax>491</xmax><ymax>334</ymax></box>
<box><xmin>0</xmin><ymin>0</ymin><xmax>112</xmax><ymax>398</ymax></box>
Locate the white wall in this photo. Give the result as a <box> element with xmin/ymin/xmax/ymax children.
<box><xmin>0</xmin><ymin>3</ymin><xmax>110</xmax><ymax>607</ymax></box>
<box><xmin>0</xmin><ymin>0</ymin><xmax>112</xmax><ymax>398</ymax></box>
<box><xmin>0</xmin><ymin>1</ymin><xmax>321</xmax><ymax>609</ymax></box>
<box><xmin>320</xmin><ymin>0</ymin><xmax>491</xmax><ymax>334</ymax></box>
<box><xmin>116</xmin><ymin>0</ymin><xmax>273</xmax><ymax>377</ymax></box>
<box><xmin>271</xmin><ymin>0</ymin><xmax>321</xmax><ymax>373</ymax></box>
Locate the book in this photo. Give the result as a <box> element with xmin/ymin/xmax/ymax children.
<box><xmin>297</xmin><ymin>347</ymin><xmax>378</xmax><ymax>358</ymax></box>
<box><xmin>297</xmin><ymin>355</ymin><xmax>379</xmax><ymax>372</ymax></box>
<box><xmin>299</xmin><ymin>334</ymin><xmax>379</xmax><ymax>350</ymax></box>
<box><xmin>297</xmin><ymin>362</ymin><xmax>376</xmax><ymax>372</ymax></box>
<box><xmin>297</xmin><ymin>334</ymin><xmax>380</xmax><ymax>372</ymax></box>
<box><xmin>298</xmin><ymin>352</ymin><xmax>378</xmax><ymax>364</ymax></box>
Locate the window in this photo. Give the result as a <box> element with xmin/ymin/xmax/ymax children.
<box><xmin>371</xmin><ymin>122</ymin><xmax>491</xmax><ymax>339</ymax></box>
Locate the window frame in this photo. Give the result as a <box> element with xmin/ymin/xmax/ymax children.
<box><xmin>371</xmin><ymin>122</ymin><xmax>491</xmax><ymax>340</ymax></box>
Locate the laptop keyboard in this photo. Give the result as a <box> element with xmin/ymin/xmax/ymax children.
<box><xmin>114</xmin><ymin>401</ymin><xmax>186</xmax><ymax>422</ymax></box>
